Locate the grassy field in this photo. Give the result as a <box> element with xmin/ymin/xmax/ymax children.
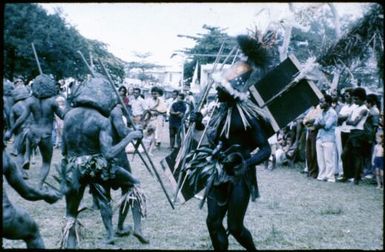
<box><xmin>2</xmin><ymin>126</ymin><xmax>383</xmax><ymax>250</ymax></box>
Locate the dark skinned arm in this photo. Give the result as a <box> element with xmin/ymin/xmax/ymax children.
<box><xmin>110</xmin><ymin>105</ymin><xmax>131</xmax><ymax>139</ymax></box>
<box><xmin>244</xmin><ymin>119</ymin><xmax>272</xmax><ymax>167</ymax></box>
<box><xmin>3</xmin><ymin>151</ymin><xmax>61</xmax><ymax>203</ymax></box>
<box><xmin>100</xmin><ymin>120</ymin><xmax>142</xmax><ymax>160</ymax></box>
<box><xmin>4</xmin><ymin>99</ymin><xmax>31</xmax><ymax>140</ymax></box>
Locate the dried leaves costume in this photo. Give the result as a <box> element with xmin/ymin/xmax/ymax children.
<box><xmin>184</xmin><ymin>35</ymin><xmax>272</xmax><ymax>250</ymax></box>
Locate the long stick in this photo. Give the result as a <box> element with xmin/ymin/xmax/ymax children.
<box><xmin>31</xmin><ymin>43</ymin><xmax>43</xmax><ymax>75</ymax></box>
<box><xmin>174</xmin><ymin>42</ymin><xmax>226</xmax><ymax>170</ymax></box>
<box><xmin>173</xmin><ymin>44</ymin><xmax>237</xmax><ymax>203</ymax></box>
<box><xmin>77</xmin><ymin>51</ymin><xmax>96</xmax><ymax>76</ymax></box>
<box><xmin>174</xmin><ymin>47</ymin><xmax>238</xmax><ymax>202</ymax></box>
<box><xmin>98</xmin><ymin>59</ymin><xmax>175</xmax><ymax>209</ymax></box>
<box><xmin>174</xmin><ymin>45</ymin><xmax>236</xmax><ymax>172</ymax></box>
<box><xmin>77</xmin><ymin>51</ymin><xmax>154</xmax><ymax>175</ymax></box>
<box><xmin>171</xmin><ymin>43</ymin><xmax>225</xmax><ymax>202</ymax></box>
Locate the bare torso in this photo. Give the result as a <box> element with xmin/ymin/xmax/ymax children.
<box><xmin>62</xmin><ymin>107</ymin><xmax>112</xmax><ymax>157</ymax></box>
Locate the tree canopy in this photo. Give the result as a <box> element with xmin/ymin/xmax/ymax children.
<box><xmin>4</xmin><ymin>3</ymin><xmax>126</xmax><ymax>83</ymax></box>
<box><xmin>178</xmin><ymin>25</ymin><xmax>238</xmax><ymax>84</ymax></box>
<box><xmin>179</xmin><ymin>3</ymin><xmax>383</xmax><ymax>91</ymax></box>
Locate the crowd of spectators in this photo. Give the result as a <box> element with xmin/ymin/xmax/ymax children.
<box><xmin>4</xmin><ymin>76</ymin><xmax>383</xmax><ymax>189</ymax></box>
<box><xmin>265</xmin><ymin>87</ymin><xmax>383</xmax><ymax>189</ymax></box>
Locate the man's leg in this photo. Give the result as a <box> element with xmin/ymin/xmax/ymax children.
<box><xmin>38</xmin><ymin>137</ymin><xmax>54</xmax><ymax>189</ymax></box>
<box><xmin>323</xmin><ymin>142</ymin><xmax>337</xmax><ymax>181</ymax></box>
<box><xmin>116</xmin><ymin>186</ymin><xmax>133</xmax><ymax>236</ymax></box>
<box><xmin>63</xmin><ymin>184</ymin><xmax>86</xmax><ymax>249</ymax></box>
<box><xmin>175</xmin><ymin>126</ymin><xmax>182</xmax><ymax>148</ymax></box>
<box><xmin>316</xmin><ymin>140</ymin><xmax>326</xmax><ymax>180</ymax></box>
<box><xmin>307</xmin><ymin>130</ymin><xmax>318</xmax><ymax>178</ymax></box>
<box><xmin>90</xmin><ymin>183</ymin><xmax>115</xmax><ymax>244</ymax></box>
<box><xmin>341</xmin><ymin>132</ymin><xmax>352</xmax><ymax>179</ymax></box>
<box><xmin>227</xmin><ymin>179</ymin><xmax>256</xmax><ymax>250</ymax></box>
<box><xmin>3</xmin><ymin>203</ymin><xmax>45</xmax><ymax>248</ymax></box>
<box><xmin>132</xmin><ymin>200</ymin><xmax>149</xmax><ymax>244</ymax></box>
<box><xmin>169</xmin><ymin>126</ymin><xmax>175</xmax><ymax>148</ymax></box>
<box><xmin>206</xmin><ymin>185</ymin><xmax>229</xmax><ymax>250</ymax></box>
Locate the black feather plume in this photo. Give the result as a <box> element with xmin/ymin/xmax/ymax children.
<box><xmin>236</xmin><ymin>35</ymin><xmax>271</xmax><ymax>69</ymax></box>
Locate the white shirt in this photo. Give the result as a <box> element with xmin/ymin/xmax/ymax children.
<box><xmin>129</xmin><ymin>96</ymin><xmax>147</xmax><ymax>116</ymax></box>
<box><xmin>339</xmin><ymin>103</ymin><xmax>358</xmax><ymax>132</ymax></box>
<box><xmin>145</xmin><ymin>97</ymin><xmax>167</xmax><ymax>114</ymax></box>
<box><xmin>350</xmin><ymin>104</ymin><xmax>369</xmax><ymax>130</ymax></box>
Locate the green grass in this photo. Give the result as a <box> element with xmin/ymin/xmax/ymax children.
<box><xmin>2</xmin><ymin>126</ymin><xmax>384</xmax><ymax>249</ymax></box>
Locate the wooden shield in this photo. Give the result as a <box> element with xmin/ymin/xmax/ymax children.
<box><xmin>160</xmin><ymin>139</ymin><xmax>204</xmax><ymax>204</ymax></box>
<box><xmin>248</xmin><ymin>54</ymin><xmax>323</xmax><ymax>137</ymax></box>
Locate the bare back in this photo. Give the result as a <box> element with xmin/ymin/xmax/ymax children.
<box><xmin>62</xmin><ymin>107</ymin><xmax>112</xmax><ymax>157</ymax></box>
<box><xmin>28</xmin><ymin>96</ymin><xmax>62</xmax><ymax>134</ymax></box>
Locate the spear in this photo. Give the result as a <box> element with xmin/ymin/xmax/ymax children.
<box><xmin>31</xmin><ymin>43</ymin><xmax>43</xmax><ymax>75</ymax></box>
<box><xmin>77</xmin><ymin>51</ymin><xmax>154</xmax><ymax>178</ymax></box>
<box><xmin>174</xmin><ymin>48</ymin><xmax>239</xmax><ymax>204</ymax></box>
<box><xmin>173</xmin><ymin>43</ymin><xmax>238</xmax><ymax>203</ymax></box>
<box><xmin>174</xmin><ymin>42</ymin><xmax>225</xmax><ymax>172</ymax></box>
<box><xmin>77</xmin><ymin>51</ymin><xmax>96</xmax><ymax>76</ymax></box>
<box><xmin>98</xmin><ymin>58</ymin><xmax>175</xmax><ymax>209</ymax></box>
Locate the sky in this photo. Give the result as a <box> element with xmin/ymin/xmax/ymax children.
<box><xmin>40</xmin><ymin>2</ymin><xmax>365</xmax><ymax>67</ymax></box>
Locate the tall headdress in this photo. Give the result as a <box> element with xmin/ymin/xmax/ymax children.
<box><xmin>71</xmin><ymin>76</ymin><xmax>118</xmax><ymax>117</ymax></box>
<box><xmin>31</xmin><ymin>74</ymin><xmax>57</xmax><ymax>98</ymax></box>
<box><xmin>12</xmin><ymin>85</ymin><xmax>31</xmax><ymax>102</ymax></box>
<box><xmin>3</xmin><ymin>79</ymin><xmax>14</xmax><ymax>96</ymax></box>
<box><xmin>213</xmin><ymin>34</ymin><xmax>271</xmax><ymax>101</ymax></box>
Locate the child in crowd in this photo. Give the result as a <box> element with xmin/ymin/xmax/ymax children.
<box><xmin>373</xmin><ymin>132</ymin><xmax>384</xmax><ymax>189</ymax></box>
<box><xmin>142</xmin><ymin>126</ymin><xmax>156</xmax><ymax>156</ymax></box>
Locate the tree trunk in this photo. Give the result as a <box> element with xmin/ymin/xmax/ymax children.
<box><xmin>328</xmin><ymin>3</ymin><xmax>341</xmax><ymax>39</ymax></box>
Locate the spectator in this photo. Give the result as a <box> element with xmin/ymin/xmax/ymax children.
<box><xmin>169</xmin><ymin>93</ymin><xmax>187</xmax><ymax>149</ymax></box>
<box><xmin>340</xmin><ymin>87</ymin><xmax>369</xmax><ymax>185</ymax></box>
<box><xmin>13</xmin><ymin>76</ymin><xmax>26</xmax><ymax>89</ymax></box>
<box><xmin>144</xmin><ymin>86</ymin><xmax>167</xmax><ymax>147</ymax></box>
<box><xmin>265</xmin><ymin>134</ymin><xmax>278</xmax><ymax>170</ymax></box>
<box><xmin>331</xmin><ymin>92</ymin><xmax>342</xmax><ymax>115</ymax></box>
<box><xmin>272</xmin><ymin>130</ymin><xmax>290</xmax><ymax>167</ymax></box>
<box><xmin>118</xmin><ymin>86</ymin><xmax>130</xmax><ymax>115</ymax></box>
<box><xmin>303</xmin><ymin>104</ymin><xmax>322</xmax><ymax>178</ymax></box>
<box><xmin>200</xmin><ymin>98</ymin><xmax>217</xmax><ymax>126</ymax></box>
<box><xmin>185</xmin><ymin>91</ymin><xmax>196</xmax><ymax>115</ymax></box>
<box><xmin>129</xmin><ymin>87</ymin><xmax>147</xmax><ymax>126</ymax></box>
<box><xmin>313</xmin><ymin>95</ymin><xmax>338</xmax><ymax>182</ymax></box>
<box><xmin>363</xmin><ymin>94</ymin><xmax>380</xmax><ymax>178</ymax></box>
<box><xmin>54</xmin><ymin>94</ymin><xmax>66</xmax><ymax>149</ymax></box>
<box><xmin>372</xmin><ymin>132</ymin><xmax>384</xmax><ymax>189</ymax></box>
<box><xmin>143</xmin><ymin>126</ymin><xmax>156</xmax><ymax>156</ymax></box>
<box><xmin>336</xmin><ymin>88</ymin><xmax>357</xmax><ymax>180</ymax></box>
<box><xmin>166</xmin><ymin>90</ymin><xmax>179</xmax><ymax>121</ymax></box>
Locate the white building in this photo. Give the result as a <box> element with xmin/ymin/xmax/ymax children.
<box><xmin>146</xmin><ymin>65</ymin><xmax>182</xmax><ymax>88</ymax></box>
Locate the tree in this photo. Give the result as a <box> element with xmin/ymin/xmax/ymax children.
<box><xmin>175</xmin><ymin>25</ymin><xmax>238</xmax><ymax>84</ymax></box>
<box><xmin>317</xmin><ymin>3</ymin><xmax>383</xmax><ymax>88</ymax></box>
<box><xmin>3</xmin><ymin>3</ymin><xmax>126</xmax><ymax>82</ymax></box>
<box><xmin>125</xmin><ymin>52</ymin><xmax>163</xmax><ymax>84</ymax></box>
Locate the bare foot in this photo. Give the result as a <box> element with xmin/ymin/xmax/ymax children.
<box><xmin>116</xmin><ymin>225</ymin><xmax>133</xmax><ymax>237</ymax></box>
<box><xmin>133</xmin><ymin>231</ymin><xmax>150</xmax><ymax>244</ymax></box>
<box><xmin>103</xmin><ymin>236</ymin><xmax>117</xmax><ymax>245</ymax></box>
